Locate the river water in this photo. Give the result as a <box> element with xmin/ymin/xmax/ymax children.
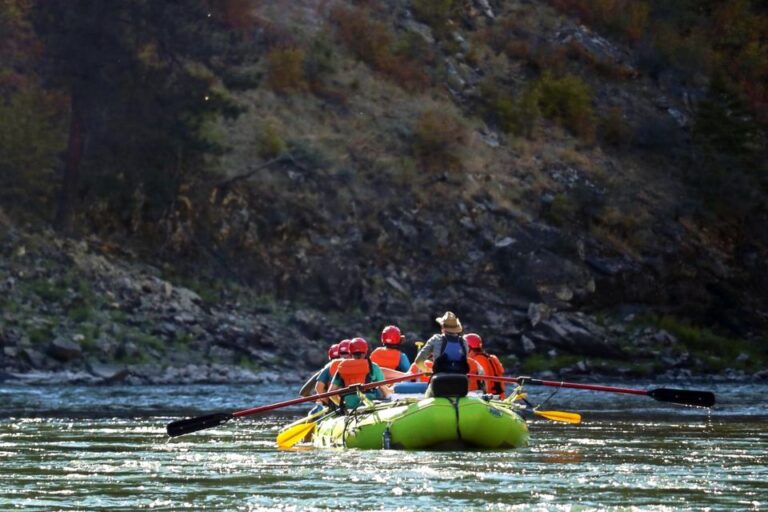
<box><xmin>0</xmin><ymin>381</ymin><xmax>765</xmax><ymax>511</ymax></box>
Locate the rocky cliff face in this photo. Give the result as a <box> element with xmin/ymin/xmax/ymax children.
<box><xmin>1</xmin><ymin>217</ymin><xmax>765</xmax><ymax>384</ymax></box>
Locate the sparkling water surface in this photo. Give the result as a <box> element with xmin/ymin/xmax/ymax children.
<box><xmin>1</xmin><ymin>382</ymin><xmax>765</xmax><ymax>511</ymax></box>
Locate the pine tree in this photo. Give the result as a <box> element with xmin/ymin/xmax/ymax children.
<box><xmin>31</xmin><ymin>0</ymin><xmax>248</xmax><ymax>232</ymax></box>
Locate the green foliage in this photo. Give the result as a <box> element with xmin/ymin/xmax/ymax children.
<box><xmin>493</xmin><ymin>87</ymin><xmax>540</xmax><ymax>138</ymax></box>
<box><xmin>129</xmin><ymin>331</ymin><xmax>165</xmax><ymax>353</ymax></box>
<box><xmin>521</xmin><ymin>353</ymin><xmax>582</xmax><ymax>373</ymax></box>
<box><xmin>238</xmin><ymin>354</ymin><xmax>259</xmax><ymax>370</ymax></box>
<box><xmin>545</xmin><ymin>194</ymin><xmax>577</xmax><ymax>226</ymax></box>
<box><xmin>257</xmin><ymin>122</ymin><xmax>287</xmax><ymax>160</ymax></box>
<box><xmin>304</xmin><ymin>35</ymin><xmax>337</xmax><ymax>88</ymax></box>
<box><xmin>28</xmin><ymin>325</ymin><xmax>53</xmax><ymax>345</ymax></box>
<box><xmin>482</xmin><ymin>74</ymin><xmax>594</xmax><ymax>140</ymax></box>
<box><xmin>691</xmin><ymin>73</ymin><xmax>767</xmax><ymax>220</ymax></box>
<box><xmin>644</xmin><ymin>315</ymin><xmax>767</xmax><ymax>369</ymax></box>
<box><xmin>25</xmin><ymin>278</ymin><xmax>67</xmax><ymax>303</ymax></box>
<box><xmin>29</xmin><ymin>0</ymin><xmax>247</xmax><ymax>229</ymax></box>
<box><xmin>0</xmin><ymin>87</ymin><xmax>67</xmax><ymax>211</ymax></box>
<box><xmin>67</xmin><ymin>305</ymin><xmax>94</xmax><ymax>323</ymax></box>
<box><xmin>534</xmin><ymin>73</ymin><xmax>595</xmax><ymax>139</ymax></box>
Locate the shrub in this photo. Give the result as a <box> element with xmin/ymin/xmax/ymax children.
<box><xmin>265</xmin><ymin>47</ymin><xmax>307</xmax><ymax>93</ymax></box>
<box><xmin>645</xmin><ymin>315</ymin><xmax>767</xmax><ymax>369</ymax></box>
<box><xmin>257</xmin><ymin>122</ymin><xmax>286</xmax><ymax>159</ymax></box>
<box><xmin>331</xmin><ymin>5</ymin><xmax>393</xmax><ymax>71</ymax></box>
<box><xmin>412</xmin><ymin>109</ymin><xmax>466</xmax><ymax>172</ymax></box>
<box><xmin>411</xmin><ymin>0</ymin><xmax>459</xmax><ymax>35</ymax></box>
<box><xmin>529</xmin><ymin>43</ymin><xmax>568</xmax><ymax>74</ymax></box>
<box><xmin>0</xmin><ymin>87</ymin><xmax>67</xmax><ymax>212</ymax></box>
<box><xmin>599</xmin><ymin>106</ymin><xmax>631</xmax><ymax>146</ymax></box>
<box><xmin>304</xmin><ymin>35</ymin><xmax>336</xmax><ymax>90</ymax></box>
<box><xmin>534</xmin><ymin>73</ymin><xmax>595</xmax><ymax>140</ymax></box>
<box><xmin>499</xmin><ymin>88</ymin><xmax>540</xmax><ymax>138</ymax></box>
<box><xmin>329</xmin><ymin>5</ymin><xmax>429</xmax><ymax>91</ymax></box>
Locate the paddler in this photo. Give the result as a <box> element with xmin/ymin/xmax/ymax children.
<box><xmin>314</xmin><ymin>339</ymin><xmax>351</xmax><ymax>396</ymax></box>
<box><xmin>465</xmin><ymin>333</ymin><xmax>505</xmax><ymax>397</ymax></box>
<box><xmin>328</xmin><ymin>337</ymin><xmax>391</xmax><ymax>410</ymax></box>
<box><xmin>413</xmin><ymin>311</ymin><xmax>470</xmax><ymax>397</ymax></box>
<box><xmin>370</xmin><ymin>325</ymin><xmax>411</xmax><ymax>372</ymax></box>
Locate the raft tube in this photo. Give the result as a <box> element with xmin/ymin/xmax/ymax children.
<box><xmin>312</xmin><ymin>396</ymin><xmax>529</xmax><ymax>450</ymax></box>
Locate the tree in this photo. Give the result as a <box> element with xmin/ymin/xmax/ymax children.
<box><xmin>31</xmin><ymin>0</ymin><xmax>247</xmax><ymax>233</ymax></box>
<box><xmin>691</xmin><ymin>72</ymin><xmax>768</xmax><ymax>221</ymax></box>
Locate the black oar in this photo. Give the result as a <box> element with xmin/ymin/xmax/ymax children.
<box><xmin>469</xmin><ymin>375</ymin><xmax>715</xmax><ymax>407</ymax></box>
<box><xmin>166</xmin><ymin>372</ymin><xmax>423</xmax><ymax>437</ymax></box>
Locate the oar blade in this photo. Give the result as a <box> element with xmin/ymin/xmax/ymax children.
<box><xmin>276</xmin><ymin>421</ymin><xmax>316</xmax><ymax>448</ymax></box>
<box><xmin>648</xmin><ymin>388</ymin><xmax>715</xmax><ymax>408</ymax></box>
<box><xmin>534</xmin><ymin>409</ymin><xmax>582</xmax><ymax>424</ymax></box>
<box><xmin>166</xmin><ymin>412</ymin><xmax>233</xmax><ymax>438</ymax></box>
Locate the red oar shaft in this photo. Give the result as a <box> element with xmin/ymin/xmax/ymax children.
<box><xmin>467</xmin><ymin>374</ymin><xmax>647</xmax><ymax>395</ymax></box>
<box><xmin>167</xmin><ymin>372</ymin><xmax>425</xmax><ymax>437</ymax></box>
<box><xmin>468</xmin><ymin>374</ymin><xmax>715</xmax><ymax>407</ymax></box>
<box><xmin>230</xmin><ymin>372</ymin><xmax>421</xmax><ymax>418</ymax></box>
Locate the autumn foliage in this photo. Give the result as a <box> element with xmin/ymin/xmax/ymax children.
<box><xmin>329</xmin><ymin>5</ymin><xmax>430</xmax><ymax>92</ymax></box>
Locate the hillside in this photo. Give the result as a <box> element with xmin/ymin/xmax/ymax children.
<box><xmin>1</xmin><ymin>0</ymin><xmax>766</xmax><ymax>383</ymax></box>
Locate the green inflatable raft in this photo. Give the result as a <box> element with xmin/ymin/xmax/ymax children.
<box><xmin>311</xmin><ymin>396</ymin><xmax>529</xmax><ymax>450</ymax></box>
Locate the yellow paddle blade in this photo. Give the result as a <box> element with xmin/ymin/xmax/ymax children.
<box><xmin>276</xmin><ymin>421</ymin><xmax>316</xmax><ymax>448</ymax></box>
<box><xmin>534</xmin><ymin>409</ymin><xmax>581</xmax><ymax>424</ymax></box>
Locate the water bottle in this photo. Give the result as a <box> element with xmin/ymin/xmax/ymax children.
<box><xmin>382</xmin><ymin>427</ymin><xmax>392</xmax><ymax>449</ymax></box>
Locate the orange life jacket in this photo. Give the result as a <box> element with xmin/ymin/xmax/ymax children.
<box><xmin>470</xmin><ymin>351</ymin><xmax>505</xmax><ymax>397</ymax></box>
<box><xmin>315</xmin><ymin>358</ymin><xmax>344</xmax><ymax>397</ymax></box>
<box><xmin>408</xmin><ymin>361</ymin><xmax>432</xmax><ymax>382</ymax></box>
<box><xmin>334</xmin><ymin>358</ymin><xmax>372</xmax><ymax>386</ymax></box>
<box><xmin>370</xmin><ymin>347</ymin><xmax>401</xmax><ymax>370</ymax></box>
<box><xmin>467</xmin><ymin>357</ymin><xmax>485</xmax><ymax>391</ymax></box>
<box><xmin>327</xmin><ymin>359</ymin><xmax>342</xmax><ymax>378</ymax></box>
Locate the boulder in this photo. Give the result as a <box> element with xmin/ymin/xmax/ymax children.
<box><xmin>21</xmin><ymin>348</ymin><xmax>47</xmax><ymax>368</ymax></box>
<box><xmin>87</xmin><ymin>362</ymin><xmax>130</xmax><ymax>383</ymax></box>
<box><xmin>48</xmin><ymin>337</ymin><xmax>83</xmax><ymax>361</ymax></box>
<box><xmin>527</xmin><ymin>312</ymin><xmax>622</xmax><ymax>357</ymax></box>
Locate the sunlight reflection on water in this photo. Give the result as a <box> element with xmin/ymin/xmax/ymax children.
<box><xmin>0</xmin><ymin>383</ymin><xmax>766</xmax><ymax>510</ymax></box>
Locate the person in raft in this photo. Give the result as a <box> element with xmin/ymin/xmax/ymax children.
<box><xmin>464</xmin><ymin>333</ymin><xmax>506</xmax><ymax>398</ymax></box>
<box><xmin>370</xmin><ymin>325</ymin><xmax>411</xmax><ymax>372</ymax></box>
<box><xmin>413</xmin><ymin>311</ymin><xmax>471</xmax><ymax>397</ymax></box>
<box><xmin>314</xmin><ymin>339</ymin><xmax>351</xmax><ymax>396</ymax></box>
<box><xmin>328</xmin><ymin>337</ymin><xmax>391</xmax><ymax>410</ymax></box>
<box><xmin>411</xmin><ymin>354</ymin><xmax>486</xmax><ymax>389</ymax></box>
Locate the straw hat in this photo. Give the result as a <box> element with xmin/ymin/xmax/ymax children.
<box><xmin>435</xmin><ymin>311</ymin><xmax>463</xmax><ymax>334</ymax></box>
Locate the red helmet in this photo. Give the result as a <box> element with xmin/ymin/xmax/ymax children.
<box><xmin>464</xmin><ymin>333</ymin><xmax>482</xmax><ymax>349</ymax></box>
<box><xmin>328</xmin><ymin>343</ymin><xmax>340</xmax><ymax>360</ymax></box>
<box><xmin>381</xmin><ymin>325</ymin><xmax>402</xmax><ymax>346</ymax></box>
<box><xmin>349</xmin><ymin>337</ymin><xmax>369</xmax><ymax>355</ymax></box>
<box><xmin>338</xmin><ymin>339</ymin><xmax>352</xmax><ymax>355</ymax></box>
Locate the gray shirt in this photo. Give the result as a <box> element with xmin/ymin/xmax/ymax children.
<box><xmin>414</xmin><ymin>333</ymin><xmax>469</xmax><ymax>369</ymax></box>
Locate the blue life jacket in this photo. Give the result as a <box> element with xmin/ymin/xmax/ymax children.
<box><xmin>433</xmin><ymin>334</ymin><xmax>470</xmax><ymax>374</ymax></box>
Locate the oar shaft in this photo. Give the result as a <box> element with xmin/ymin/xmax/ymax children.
<box><xmin>167</xmin><ymin>372</ymin><xmax>424</xmax><ymax>437</ymax></box>
<box><xmin>469</xmin><ymin>374</ymin><xmax>715</xmax><ymax>407</ymax></box>
<box><xmin>231</xmin><ymin>372</ymin><xmax>422</xmax><ymax>418</ymax></box>
<box><xmin>468</xmin><ymin>374</ymin><xmax>648</xmax><ymax>396</ymax></box>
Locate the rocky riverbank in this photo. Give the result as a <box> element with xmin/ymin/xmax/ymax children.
<box><xmin>1</xmin><ymin>223</ymin><xmax>765</xmax><ymax>386</ymax></box>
